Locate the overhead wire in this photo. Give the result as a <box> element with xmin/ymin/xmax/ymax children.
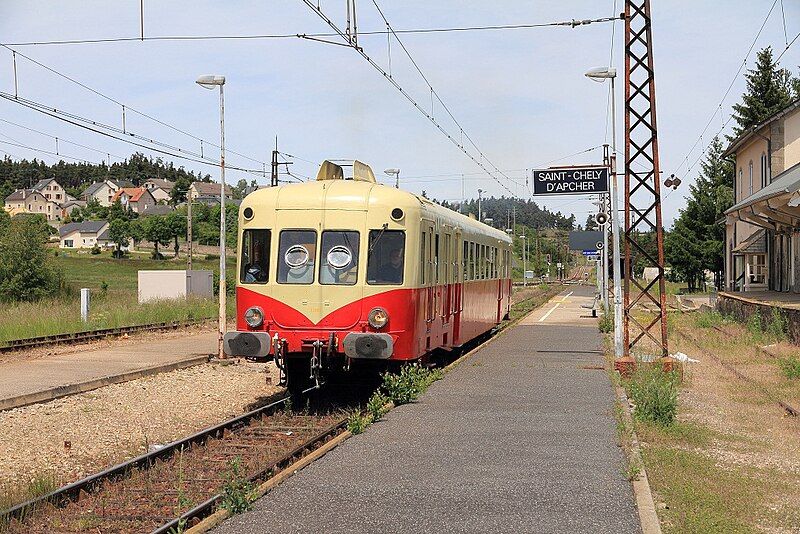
<box><xmin>4</xmin><ymin>17</ymin><xmax>621</xmax><ymax>47</ymax></box>
<box><xmin>0</xmin><ymin>116</ymin><xmax>127</xmax><ymax>161</ymax></box>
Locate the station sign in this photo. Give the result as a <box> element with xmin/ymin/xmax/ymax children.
<box><xmin>532</xmin><ymin>166</ymin><xmax>609</xmax><ymax>196</ymax></box>
<box><xmin>581</xmin><ymin>250</ymin><xmax>599</xmax><ymax>256</ymax></box>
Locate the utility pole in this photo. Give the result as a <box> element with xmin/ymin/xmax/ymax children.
<box><xmin>271</xmin><ymin>138</ymin><xmax>279</xmax><ymax>187</ymax></box>
<box><xmin>477</xmin><ymin>189</ymin><xmax>483</xmax><ymax>222</ymax></box>
<box><xmin>186</xmin><ymin>196</ymin><xmax>193</xmax><ymax>270</ymax></box>
<box><xmin>622</xmin><ymin>0</ymin><xmax>670</xmax><ymax>369</ymax></box>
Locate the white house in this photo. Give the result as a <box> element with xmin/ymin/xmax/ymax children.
<box><xmin>31</xmin><ymin>178</ymin><xmax>67</xmax><ymax>204</ymax></box>
<box><xmin>82</xmin><ymin>180</ymin><xmax>121</xmax><ymax>207</ymax></box>
<box><xmin>59</xmin><ymin>220</ymin><xmax>110</xmax><ymax>249</ymax></box>
<box><xmin>3</xmin><ymin>188</ymin><xmax>61</xmax><ymax>222</ymax></box>
<box><xmin>143</xmin><ymin>178</ymin><xmax>175</xmax><ymax>203</ymax></box>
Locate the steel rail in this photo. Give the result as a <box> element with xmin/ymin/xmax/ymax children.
<box><xmin>0</xmin><ymin>318</ymin><xmax>214</xmax><ymax>353</ymax></box>
<box><xmin>151</xmin><ymin>417</ymin><xmax>348</xmax><ymax>534</ymax></box>
<box><xmin>0</xmin><ymin>390</ymin><xmax>302</xmax><ymax>523</ymax></box>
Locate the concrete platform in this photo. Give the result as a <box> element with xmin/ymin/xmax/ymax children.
<box><xmin>0</xmin><ymin>332</ymin><xmax>216</xmax><ymax>411</ymax></box>
<box><xmin>215</xmin><ymin>287</ymin><xmax>640</xmax><ymax>534</ymax></box>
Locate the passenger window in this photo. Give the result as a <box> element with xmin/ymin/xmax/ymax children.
<box><xmin>277</xmin><ymin>230</ymin><xmax>316</xmax><ymax>284</ymax></box>
<box><xmin>463</xmin><ymin>241</ymin><xmax>468</xmax><ymax>281</ymax></box>
<box><xmin>420</xmin><ymin>231</ymin><xmax>426</xmax><ymax>285</ymax></box>
<box><xmin>319</xmin><ymin>231</ymin><xmax>359</xmax><ymax>285</ymax></box>
<box><xmin>367</xmin><ymin>229</ymin><xmax>405</xmax><ymax>285</ymax></box>
<box><xmin>240</xmin><ymin>229</ymin><xmax>271</xmax><ymax>284</ymax></box>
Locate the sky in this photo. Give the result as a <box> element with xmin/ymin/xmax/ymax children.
<box><xmin>0</xmin><ymin>1</ymin><xmax>798</xmax><ymax>227</ymax></box>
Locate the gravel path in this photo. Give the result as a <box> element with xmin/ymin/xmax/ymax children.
<box><xmin>0</xmin><ymin>360</ymin><xmax>280</xmax><ymax>491</ymax></box>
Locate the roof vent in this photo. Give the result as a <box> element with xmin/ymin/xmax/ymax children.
<box><xmin>315</xmin><ymin>160</ymin><xmax>377</xmax><ymax>183</ymax></box>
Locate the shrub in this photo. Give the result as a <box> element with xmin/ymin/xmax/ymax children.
<box><xmin>90</xmin><ymin>245</ymin><xmax>101</xmax><ymax>255</ymax></box>
<box><xmin>0</xmin><ymin>215</ymin><xmax>65</xmax><ymax>303</ymax></box>
<box><xmin>626</xmin><ymin>366</ymin><xmax>679</xmax><ymax>427</ymax></box>
<box><xmin>381</xmin><ymin>365</ymin><xmax>442</xmax><ymax>406</ymax></box>
<box><xmin>694</xmin><ymin>310</ymin><xmax>723</xmax><ymax>329</ymax></box>
<box><xmin>347</xmin><ymin>411</ymin><xmax>370</xmax><ymax>435</ymax></box>
<box><xmin>205</xmin><ymin>253</ymin><xmax>220</xmax><ymax>260</ymax></box>
<box><xmin>765</xmin><ymin>308</ymin><xmax>788</xmax><ymax>341</ymax></box>
<box><xmin>366</xmin><ymin>391</ymin><xmax>390</xmax><ymax>422</ymax></box>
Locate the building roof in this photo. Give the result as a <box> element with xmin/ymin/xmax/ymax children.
<box><xmin>725</xmin><ymin>161</ymin><xmax>800</xmax><ymax>214</ymax></box>
<box><xmin>722</xmin><ymin>98</ymin><xmax>800</xmax><ymax>158</ymax></box>
<box><xmin>140</xmin><ymin>204</ymin><xmax>175</xmax><ymax>216</ymax></box>
<box><xmin>112</xmin><ymin>187</ymin><xmax>151</xmax><ymax>203</ymax></box>
<box><xmin>58</xmin><ymin>220</ymin><xmax>108</xmax><ymax>237</ymax></box>
<box><xmin>145</xmin><ymin>178</ymin><xmax>175</xmax><ymax>191</ymax></box>
<box><xmin>62</xmin><ymin>199</ymin><xmax>86</xmax><ymax>208</ymax></box>
<box><xmin>31</xmin><ymin>178</ymin><xmax>57</xmax><ymax>191</ymax></box>
<box><xmin>732</xmin><ymin>229</ymin><xmax>767</xmax><ymax>254</ymax></box>
<box><xmin>5</xmin><ymin>189</ymin><xmax>33</xmax><ymax>202</ymax></box>
<box><xmin>193</xmin><ymin>195</ymin><xmax>242</xmax><ymax>207</ymax></box>
<box><xmin>191</xmin><ymin>181</ymin><xmax>233</xmax><ymax>196</ymax></box>
<box><xmin>83</xmin><ymin>181</ymin><xmax>112</xmax><ymax>197</ymax></box>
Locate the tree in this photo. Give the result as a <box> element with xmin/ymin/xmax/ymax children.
<box><xmin>107</xmin><ymin>199</ymin><xmax>128</xmax><ymax>222</ymax></box>
<box><xmin>585</xmin><ymin>214</ymin><xmax>598</xmax><ymax>231</ymax></box>
<box><xmin>731</xmin><ymin>47</ymin><xmax>796</xmax><ymax>136</ymax></box>
<box><xmin>0</xmin><ymin>209</ymin><xmax>9</xmax><ymax>234</ymax></box>
<box><xmin>0</xmin><ymin>215</ymin><xmax>64</xmax><ymax>302</ymax></box>
<box><xmin>171</xmin><ymin>176</ymin><xmax>190</xmax><ymax>206</ymax></box>
<box><xmin>108</xmin><ymin>219</ymin><xmax>130</xmax><ymax>258</ymax></box>
<box><xmin>233</xmin><ymin>179</ymin><xmax>248</xmax><ymax>200</ymax></box>
<box><xmin>143</xmin><ymin>215</ymin><xmax>172</xmax><ymax>259</ymax></box>
<box><xmin>128</xmin><ymin>218</ymin><xmax>144</xmax><ymax>249</ymax></box>
<box><xmin>666</xmin><ymin>137</ymin><xmax>734</xmax><ymax>290</ymax></box>
<box><xmin>165</xmin><ymin>210</ymin><xmax>187</xmax><ymax>257</ymax></box>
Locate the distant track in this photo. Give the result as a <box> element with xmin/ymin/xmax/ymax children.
<box><xmin>0</xmin><ymin>319</ymin><xmax>214</xmax><ymax>353</ymax></box>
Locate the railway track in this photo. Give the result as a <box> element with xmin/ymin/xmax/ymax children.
<box><xmin>1</xmin><ymin>389</ymin><xmax>349</xmax><ymax>533</ymax></box>
<box><xmin>0</xmin><ymin>319</ymin><xmax>213</xmax><ymax>354</ymax></box>
<box><xmin>676</xmin><ymin>327</ymin><xmax>799</xmax><ymax>417</ymax></box>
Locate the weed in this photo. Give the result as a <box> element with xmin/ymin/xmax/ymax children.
<box><xmin>347</xmin><ymin>411</ymin><xmax>370</xmax><ymax>435</ymax></box>
<box><xmin>598</xmin><ymin>311</ymin><xmax>613</xmax><ymax>333</ymax></box>
<box><xmin>694</xmin><ymin>310</ymin><xmax>723</xmax><ymax>329</ymax></box>
<box><xmin>765</xmin><ymin>307</ymin><xmax>788</xmax><ymax>341</ymax></box>
<box><xmin>366</xmin><ymin>391</ymin><xmax>390</xmax><ymax>422</ymax></box>
<box><xmin>625</xmin><ymin>365</ymin><xmax>679</xmax><ymax>427</ymax></box>
<box><xmin>779</xmin><ymin>356</ymin><xmax>800</xmax><ymax>380</ymax></box>
<box><xmin>167</xmin><ymin>519</ymin><xmax>188</xmax><ymax>534</ymax></box>
<box><xmin>381</xmin><ymin>365</ymin><xmax>442</xmax><ymax>406</ymax></box>
<box><xmin>746</xmin><ymin>308</ymin><xmax>763</xmax><ymax>337</ymax></box>
<box><xmin>624</xmin><ymin>459</ymin><xmax>643</xmax><ymax>481</ymax></box>
<box><xmin>219</xmin><ymin>457</ymin><xmax>253</xmax><ymax>515</ymax></box>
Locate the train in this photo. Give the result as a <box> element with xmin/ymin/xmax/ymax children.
<box><xmin>224</xmin><ymin>160</ymin><xmax>513</xmax><ymax>394</ymax></box>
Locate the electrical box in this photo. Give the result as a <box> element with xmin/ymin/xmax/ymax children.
<box><xmin>137</xmin><ymin>270</ymin><xmax>214</xmax><ymax>303</ymax></box>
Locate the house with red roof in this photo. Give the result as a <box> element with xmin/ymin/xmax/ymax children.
<box><xmin>111</xmin><ymin>187</ymin><xmax>156</xmax><ymax>214</ymax></box>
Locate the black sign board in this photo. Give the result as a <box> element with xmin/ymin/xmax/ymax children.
<box><xmin>569</xmin><ymin>231</ymin><xmax>603</xmax><ymax>252</ymax></box>
<box><xmin>532</xmin><ymin>166</ymin><xmax>609</xmax><ymax>195</ymax></box>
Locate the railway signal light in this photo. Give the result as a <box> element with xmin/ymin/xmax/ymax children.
<box><xmin>595</xmin><ymin>212</ymin><xmax>608</xmax><ymax>226</ymax></box>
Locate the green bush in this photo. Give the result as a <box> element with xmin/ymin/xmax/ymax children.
<box><xmin>90</xmin><ymin>245</ymin><xmax>101</xmax><ymax>255</ymax></box>
<box><xmin>347</xmin><ymin>411</ymin><xmax>370</xmax><ymax>435</ymax></box>
<box><xmin>626</xmin><ymin>366</ymin><xmax>679</xmax><ymax>427</ymax></box>
<box><xmin>366</xmin><ymin>391</ymin><xmax>390</xmax><ymax>422</ymax></box>
<box><xmin>0</xmin><ymin>215</ymin><xmax>65</xmax><ymax>303</ymax></box>
<box><xmin>381</xmin><ymin>365</ymin><xmax>442</xmax><ymax>406</ymax></box>
<box><xmin>694</xmin><ymin>310</ymin><xmax>723</xmax><ymax>329</ymax></box>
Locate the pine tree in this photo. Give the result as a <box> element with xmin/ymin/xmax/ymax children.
<box><xmin>731</xmin><ymin>47</ymin><xmax>795</xmax><ymax>136</ymax></box>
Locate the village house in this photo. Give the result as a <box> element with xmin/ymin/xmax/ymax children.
<box><xmin>82</xmin><ymin>179</ymin><xmax>122</xmax><ymax>206</ymax></box>
<box><xmin>31</xmin><ymin>178</ymin><xmax>67</xmax><ymax>204</ymax></box>
<box><xmin>723</xmin><ymin>99</ymin><xmax>800</xmax><ymax>293</ymax></box>
<box><xmin>143</xmin><ymin>178</ymin><xmax>175</xmax><ymax>203</ymax></box>
<box><xmin>111</xmin><ymin>187</ymin><xmax>156</xmax><ymax>214</ymax></box>
<box><xmin>3</xmin><ymin>188</ymin><xmax>61</xmax><ymax>222</ymax></box>
<box><xmin>188</xmin><ymin>181</ymin><xmax>233</xmax><ymax>200</ymax></box>
<box><xmin>60</xmin><ymin>199</ymin><xmax>86</xmax><ymax>219</ymax></box>
<box><xmin>59</xmin><ymin>220</ymin><xmax>110</xmax><ymax>249</ymax></box>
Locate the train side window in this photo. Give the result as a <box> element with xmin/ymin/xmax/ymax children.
<box><xmin>420</xmin><ymin>231</ymin><xmax>426</xmax><ymax>285</ymax></box>
<box><xmin>434</xmin><ymin>234</ymin><xmax>440</xmax><ymax>285</ymax></box>
<box><xmin>367</xmin><ymin>229</ymin><xmax>405</xmax><ymax>285</ymax></box>
<box><xmin>469</xmin><ymin>242</ymin><xmax>475</xmax><ymax>281</ymax></box>
<box><xmin>319</xmin><ymin>230</ymin><xmax>359</xmax><ymax>285</ymax></box>
<box><xmin>463</xmin><ymin>241</ymin><xmax>468</xmax><ymax>281</ymax></box>
<box><xmin>240</xmin><ymin>229</ymin><xmax>271</xmax><ymax>284</ymax></box>
<box><xmin>277</xmin><ymin>230</ymin><xmax>317</xmax><ymax>284</ymax></box>
<box><xmin>480</xmin><ymin>244</ymin><xmax>485</xmax><ymax>279</ymax></box>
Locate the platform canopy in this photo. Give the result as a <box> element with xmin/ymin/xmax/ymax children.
<box><xmin>726</xmin><ymin>161</ymin><xmax>800</xmax><ymax>230</ymax></box>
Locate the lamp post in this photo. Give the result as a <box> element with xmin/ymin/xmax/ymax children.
<box><xmin>384</xmin><ymin>168</ymin><xmax>400</xmax><ymax>188</ymax></box>
<box><xmin>196</xmin><ymin>74</ymin><xmax>227</xmax><ymax>360</ymax></box>
<box><xmin>477</xmin><ymin>189</ymin><xmax>483</xmax><ymax>222</ymax></box>
<box><xmin>519</xmin><ymin>234</ymin><xmax>527</xmax><ymax>287</ymax></box>
<box><xmin>586</xmin><ymin>66</ymin><xmax>623</xmax><ymax>360</ymax></box>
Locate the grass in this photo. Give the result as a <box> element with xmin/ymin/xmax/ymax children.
<box><xmin>0</xmin><ymin>472</ymin><xmax>60</xmax><ymax>523</ymax></box>
<box><xmin>778</xmin><ymin>356</ymin><xmax>800</xmax><ymax>379</ymax></box>
<box><xmin>0</xmin><ymin>250</ymin><xmax>236</xmax><ymax>344</ymax></box>
<box><xmin>624</xmin><ymin>365</ymin><xmax>680</xmax><ymax>427</ymax></box>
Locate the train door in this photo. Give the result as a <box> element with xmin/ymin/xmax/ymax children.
<box><xmin>424</xmin><ymin>221</ymin><xmax>435</xmax><ymax>331</ymax></box>
<box><xmin>434</xmin><ymin>231</ymin><xmax>441</xmax><ymax>326</ymax></box>
<box><xmin>453</xmin><ymin>230</ymin><xmax>463</xmax><ymax>343</ymax></box>
<box><xmin>443</xmin><ymin>231</ymin><xmax>451</xmax><ymax>327</ymax></box>
<box><xmin>496</xmin><ymin>245</ymin><xmax>503</xmax><ymax>322</ymax></box>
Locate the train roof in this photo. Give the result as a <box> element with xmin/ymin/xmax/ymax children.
<box><xmin>241</xmin><ymin>160</ymin><xmax>511</xmax><ymax>243</ymax></box>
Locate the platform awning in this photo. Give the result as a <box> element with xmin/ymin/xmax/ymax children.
<box><xmin>726</xmin><ymin>161</ymin><xmax>800</xmax><ymax>229</ymax></box>
<box><xmin>732</xmin><ymin>229</ymin><xmax>766</xmax><ymax>254</ymax></box>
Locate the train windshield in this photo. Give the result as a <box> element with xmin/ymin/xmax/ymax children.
<box><xmin>277</xmin><ymin>230</ymin><xmax>317</xmax><ymax>284</ymax></box>
<box><xmin>240</xmin><ymin>229</ymin><xmax>271</xmax><ymax>284</ymax></box>
<box><xmin>367</xmin><ymin>230</ymin><xmax>405</xmax><ymax>285</ymax></box>
<box><xmin>320</xmin><ymin>231</ymin><xmax>359</xmax><ymax>285</ymax></box>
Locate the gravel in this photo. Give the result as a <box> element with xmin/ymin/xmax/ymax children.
<box><xmin>0</xmin><ymin>360</ymin><xmax>280</xmax><ymax>490</ymax></box>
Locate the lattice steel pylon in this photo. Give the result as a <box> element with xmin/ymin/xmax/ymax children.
<box><xmin>622</xmin><ymin>0</ymin><xmax>669</xmax><ymax>360</ymax></box>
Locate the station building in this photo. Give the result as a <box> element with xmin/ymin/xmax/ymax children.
<box><xmin>723</xmin><ymin>99</ymin><xmax>800</xmax><ymax>294</ymax></box>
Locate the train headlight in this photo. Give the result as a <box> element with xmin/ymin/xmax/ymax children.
<box><xmin>327</xmin><ymin>245</ymin><xmax>353</xmax><ymax>269</ymax></box>
<box><xmin>368</xmin><ymin>307</ymin><xmax>389</xmax><ymax>329</ymax></box>
<box><xmin>244</xmin><ymin>306</ymin><xmax>264</xmax><ymax>328</ymax></box>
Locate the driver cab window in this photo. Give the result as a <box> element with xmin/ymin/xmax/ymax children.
<box><xmin>277</xmin><ymin>230</ymin><xmax>317</xmax><ymax>284</ymax></box>
<box><xmin>240</xmin><ymin>229</ymin><xmax>270</xmax><ymax>284</ymax></box>
<box><xmin>320</xmin><ymin>231</ymin><xmax>359</xmax><ymax>285</ymax></box>
<box><xmin>367</xmin><ymin>230</ymin><xmax>405</xmax><ymax>285</ymax></box>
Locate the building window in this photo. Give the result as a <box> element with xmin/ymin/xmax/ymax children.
<box><xmin>749</xmin><ymin>254</ymin><xmax>766</xmax><ymax>284</ymax></box>
<box><xmin>760</xmin><ymin>152</ymin><xmax>768</xmax><ymax>187</ymax></box>
<box><xmin>737</xmin><ymin>168</ymin><xmax>742</xmax><ymax>202</ymax></box>
<box><xmin>64</xmin><ymin>239</ymin><xmax>73</xmax><ymax>247</ymax></box>
<box><xmin>748</xmin><ymin>160</ymin><xmax>753</xmax><ymax>195</ymax></box>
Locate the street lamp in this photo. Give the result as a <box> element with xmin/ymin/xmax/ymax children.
<box><xmin>586</xmin><ymin>66</ymin><xmax>623</xmax><ymax>360</ymax></box>
<box><xmin>518</xmin><ymin>234</ymin><xmax>527</xmax><ymax>288</ymax></box>
<box><xmin>477</xmin><ymin>189</ymin><xmax>483</xmax><ymax>221</ymax></box>
<box><xmin>384</xmin><ymin>168</ymin><xmax>400</xmax><ymax>188</ymax></box>
<box><xmin>196</xmin><ymin>74</ymin><xmax>227</xmax><ymax>360</ymax></box>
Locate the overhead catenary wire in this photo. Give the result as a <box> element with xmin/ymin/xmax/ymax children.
<box><xmin>4</xmin><ymin>16</ymin><xmax>621</xmax><ymax>47</ymax></box>
<box><xmin>0</xmin><ymin>117</ymin><xmax>128</xmax><ymax>162</ymax></box>
<box><xmin>300</xmin><ymin>0</ymin><xmax>518</xmax><ymax>197</ymax></box>
<box><xmin>0</xmin><ymin>43</ymin><xmax>267</xmax><ymax>167</ymax></box>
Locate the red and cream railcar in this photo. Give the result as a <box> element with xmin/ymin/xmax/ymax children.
<box><xmin>224</xmin><ymin>160</ymin><xmax>512</xmax><ymax>392</ymax></box>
